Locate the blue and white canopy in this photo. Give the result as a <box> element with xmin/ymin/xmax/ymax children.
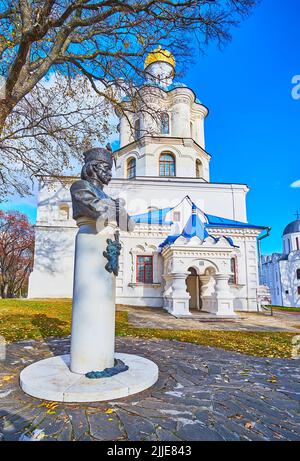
<box><xmin>131</xmin><ymin>196</ymin><xmax>266</xmax><ymax>249</ymax></box>
<box><xmin>159</xmin><ymin>203</ymin><xmax>209</xmax><ymax>248</ymax></box>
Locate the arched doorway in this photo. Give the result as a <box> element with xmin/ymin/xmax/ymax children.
<box><xmin>186</xmin><ymin>267</ymin><xmax>201</xmax><ymax>310</ymax></box>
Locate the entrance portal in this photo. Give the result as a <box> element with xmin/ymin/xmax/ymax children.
<box><xmin>186</xmin><ymin>267</ymin><xmax>201</xmax><ymax>310</ymax></box>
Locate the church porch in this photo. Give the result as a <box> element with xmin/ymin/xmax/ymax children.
<box><xmin>161</xmin><ymin>237</ymin><xmax>238</xmax><ymax>318</ymax></box>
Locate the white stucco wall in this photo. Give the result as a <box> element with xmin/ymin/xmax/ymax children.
<box><xmin>28</xmin><ymin>177</ymin><xmax>259</xmax><ymax>312</ymax></box>
<box><xmin>108</xmin><ymin>178</ymin><xmax>248</xmax><ymax>222</ymax></box>
<box><xmin>28</xmin><ymin>62</ymin><xmax>262</xmax><ymax>311</ymax></box>
<box><xmin>262</xmin><ymin>227</ymin><xmax>300</xmax><ymax>307</ymax></box>
<box><xmin>280</xmin><ymin>253</ymin><xmax>300</xmax><ymax>307</ymax></box>
<box><xmin>261</xmin><ymin>256</ymin><xmax>282</xmax><ymax>306</ymax></box>
<box><xmin>33</xmin><ymin>175</ymin><xmax>249</xmax><ymax>228</ymax></box>
<box><xmin>29</xmin><ymin>226</ymin><xmax>76</xmax><ymax>298</ymax></box>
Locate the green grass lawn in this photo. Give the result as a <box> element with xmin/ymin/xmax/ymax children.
<box><xmin>271</xmin><ymin>305</ymin><xmax>300</xmax><ymax>313</ymax></box>
<box><xmin>0</xmin><ymin>299</ymin><xmax>295</xmax><ymax>358</ymax></box>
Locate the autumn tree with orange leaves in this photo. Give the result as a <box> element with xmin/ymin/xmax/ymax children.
<box><xmin>0</xmin><ymin>210</ymin><xmax>34</xmax><ymax>298</ymax></box>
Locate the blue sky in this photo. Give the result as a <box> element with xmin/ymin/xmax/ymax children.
<box><xmin>1</xmin><ymin>0</ymin><xmax>299</xmax><ymax>255</ymax></box>
<box><xmin>184</xmin><ymin>0</ymin><xmax>300</xmax><ymax>254</ymax></box>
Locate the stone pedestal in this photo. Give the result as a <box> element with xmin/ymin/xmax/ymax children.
<box><xmin>201</xmin><ymin>297</ymin><xmax>215</xmax><ymax>313</ymax></box>
<box><xmin>20</xmin><ymin>217</ymin><xmax>159</xmax><ymax>402</ymax></box>
<box><xmin>20</xmin><ymin>353</ymin><xmax>158</xmax><ymax>403</ymax></box>
<box><xmin>163</xmin><ymin>272</ymin><xmax>191</xmax><ymax>317</ymax></box>
<box><xmin>70</xmin><ymin>218</ymin><xmax>116</xmax><ymax>374</ymax></box>
<box><xmin>199</xmin><ymin>275</ymin><xmax>215</xmax><ymax>313</ymax></box>
<box><xmin>212</xmin><ymin>274</ymin><xmax>236</xmax><ymax>317</ymax></box>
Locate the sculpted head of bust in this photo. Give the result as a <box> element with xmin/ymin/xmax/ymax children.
<box><xmin>81</xmin><ymin>145</ymin><xmax>114</xmax><ymax>188</ymax></box>
<box><xmin>71</xmin><ymin>144</ymin><xmax>135</xmax><ymax>233</ymax></box>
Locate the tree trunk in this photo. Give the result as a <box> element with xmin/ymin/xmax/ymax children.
<box><xmin>2</xmin><ymin>283</ymin><xmax>9</xmax><ymax>299</ymax></box>
<box><xmin>0</xmin><ymin>102</ymin><xmax>9</xmax><ymax>136</ymax></box>
<box><xmin>0</xmin><ymin>99</ymin><xmax>14</xmax><ymax>136</ymax></box>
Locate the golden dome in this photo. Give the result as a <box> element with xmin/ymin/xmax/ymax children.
<box><xmin>144</xmin><ymin>46</ymin><xmax>175</xmax><ymax>69</ymax></box>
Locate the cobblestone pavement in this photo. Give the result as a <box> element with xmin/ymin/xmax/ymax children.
<box><xmin>1</xmin><ymin>337</ymin><xmax>300</xmax><ymax>441</ymax></box>
<box><xmin>119</xmin><ymin>305</ymin><xmax>300</xmax><ymax>333</ymax></box>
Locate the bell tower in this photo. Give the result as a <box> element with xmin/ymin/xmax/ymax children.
<box><xmin>115</xmin><ymin>47</ymin><xmax>210</xmax><ymax>181</ymax></box>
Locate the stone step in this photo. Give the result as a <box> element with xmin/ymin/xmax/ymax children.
<box><xmin>174</xmin><ymin>313</ymin><xmax>239</xmax><ymax>321</ymax></box>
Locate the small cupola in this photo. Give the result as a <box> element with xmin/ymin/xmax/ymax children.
<box><xmin>282</xmin><ymin>213</ymin><xmax>300</xmax><ymax>254</ymax></box>
<box><xmin>144</xmin><ymin>46</ymin><xmax>175</xmax><ymax>88</ymax></box>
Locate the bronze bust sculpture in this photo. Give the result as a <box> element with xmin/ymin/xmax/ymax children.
<box><xmin>70</xmin><ymin>145</ymin><xmax>134</xmax><ymax>232</ymax></box>
<box><xmin>70</xmin><ymin>145</ymin><xmax>135</xmax><ymax>276</ymax></box>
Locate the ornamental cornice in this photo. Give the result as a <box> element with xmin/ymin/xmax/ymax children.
<box><xmin>129</xmin><ymin>231</ymin><xmax>170</xmax><ymax>238</ymax></box>
<box><xmin>171</xmin><ymin>87</ymin><xmax>195</xmax><ymax>101</ymax></box>
<box><xmin>121</xmin><ymin>84</ymin><xmax>208</xmax><ymax>113</ymax></box>
<box><xmin>132</xmin><ymin>224</ymin><xmax>171</xmax><ymax>232</ymax></box>
<box><xmin>174</xmin><ymin>251</ymin><xmax>233</xmax><ymax>258</ymax></box>
<box><xmin>208</xmin><ymin>227</ymin><xmax>262</xmax><ymax>237</ymax></box>
<box><xmin>114</xmin><ymin>136</ymin><xmax>211</xmax><ymax>159</ymax></box>
<box><xmin>131</xmin><ymin>233</ymin><xmax>169</xmax><ymax>239</ymax></box>
<box><xmin>161</xmin><ymin>247</ymin><xmax>234</xmax><ymax>258</ymax></box>
<box><xmin>172</xmin><ymin>96</ymin><xmax>191</xmax><ymax>104</ymax></box>
<box><xmin>191</xmin><ymin>104</ymin><xmax>208</xmax><ymax>118</ymax></box>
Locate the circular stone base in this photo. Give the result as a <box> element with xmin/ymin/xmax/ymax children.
<box><xmin>20</xmin><ymin>353</ymin><xmax>158</xmax><ymax>402</ymax></box>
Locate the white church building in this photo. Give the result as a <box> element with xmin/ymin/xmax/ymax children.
<box><xmin>28</xmin><ymin>47</ymin><xmax>268</xmax><ymax>317</ymax></box>
<box><xmin>261</xmin><ymin>216</ymin><xmax>300</xmax><ymax>307</ymax></box>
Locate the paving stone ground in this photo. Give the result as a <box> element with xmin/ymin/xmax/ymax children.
<box><xmin>0</xmin><ymin>337</ymin><xmax>300</xmax><ymax>441</ymax></box>
<box><xmin>119</xmin><ymin>305</ymin><xmax>300</xmax><ymax>333</ymax></box>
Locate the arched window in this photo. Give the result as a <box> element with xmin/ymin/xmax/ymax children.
<box><xmin>296</xmin><ymin>237</ymin><xmax>299</xmax><ymax>250</ymax></box>
<box><xmin>159</xmin><ymin>153</ymin><xmax>175</xmax><ymax>177</ymax></box>
<box><xmin>229</xmin><ymin>257</ymin><xmax>237</xmax><ymax>284</ymax></box>
<box><xmin>297</xmin><ymin>268</ymin><xmax>300</xmax><ymax>280</ymax></box>
<box><xmin>59</xmin><ymin>204</ymin><xmax>70</xmax><ymax>220</ymax></box>
<box><xmin>127</xmin><ymin>157</ymin><xmax>136</xmax><ymax>179</ymax></box>
<box><xmin>134</xmin><ymin>119</ymin><xmax>141</xmax><ymax>140</ymax></box>
<box><xmin>160</xmin><ymin>112</ymin><xmax>170</xmax><ymax>134</ymax></box>
<box><xmin>196</xmin><ymin>159</ymin><xmax>203</xmax><ymax>178</ymax></box>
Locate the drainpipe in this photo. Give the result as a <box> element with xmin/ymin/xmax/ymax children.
<box><xmin>257</xmin><ymin>227</ymin><xmax>271</xmax><ymax>285</ymax></box>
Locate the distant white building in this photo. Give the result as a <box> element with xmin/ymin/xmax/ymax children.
<box><xmin>28</xmin><ymin>47</ymin><xmax>268</xmax><ymax>317</ymax></box>
<box><xmin>261</xmin><ymin>216</ymin><xmax>300</xmax><ymax>307</ymax></box>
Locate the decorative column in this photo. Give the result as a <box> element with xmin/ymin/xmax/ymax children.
<box><xmin>163</xmin><ymin>272</ymin><xmax>191</xmax><ymax>317</ymax></box>
<box><xmin>172</xmin><ymin>94</ymin><xmax>191</xmax><ymax>138</ymax></box>
<box><xmin>199</xmin><ymin>274</ymin><xmax>216</xmax><ymax>313</ymax></box>
<box><xmin>195</xmin><ymin>275</ymin><xmax>200</xmax><ymax>310</ymax></box>
<box><xmin>212</xmin><ymin>274</ymin><xmax>236</xmax><ymax>317</ymax></box>
<box><xmin>70</xmin><ymin>218</ymin><xmax>118</xmax><ymax>374</ymax></box>
<box><xmin>119</xmin><ymin>114</ymin><xmax>131</xmax><ymax>148</ymax></box>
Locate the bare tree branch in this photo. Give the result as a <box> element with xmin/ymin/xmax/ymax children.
<box><xmin>0</xmin><ymin>0</ymin><xmax>258</xmax><ymax>198</ymax></box>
